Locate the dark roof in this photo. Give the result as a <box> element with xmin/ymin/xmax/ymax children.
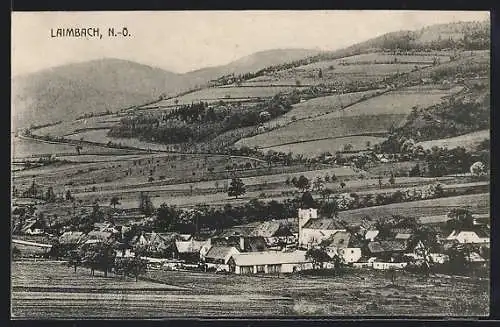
<box><xmin>217</xmin><ymin>223</ymin><xmax>261</xmax><ymax>238</ymax></box>
<box><xmin>302</xmin><ymin>218</ymin><xmax>345</xmax><ymax>230</ymax></box>
<box><xmin>243</xmin><ymin>236</ymin><xmax>268</xmax><ymax>252</ymax></box>
<box><xmin>205</xmin><ymin>246</ymin><xmax>235</xmax><ymax>260</ymax></box>
<box><xmin>59</xmin><ymin>231</ymin><xmax>85</xmax><ymax>244</ymax></box>
<box><xmin>368</xmin><ymin>241</ymin><xmax>408</xmax><ymax>254</ymax></box>
<box><xmin>473</xmin><ymin>228</ymin><xmax>490</xmax><ymax>238</ymax></box>
<box><xmin>87</xmin><ymin>230</ymin><xmax>113</xmax><ymax>241</ymax></box>
<box><xmin>250</xmin><ymin>220</ymin><xmax>293</xmax><ymax>238</ymax></box>
<box><xmin>210</xmin><ymin>236</ymin><xmax>268</xmax><ymax>252</ymax></box>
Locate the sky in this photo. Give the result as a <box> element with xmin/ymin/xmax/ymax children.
<box><xmin>11</xmin><ymin>11</ymin><xmax>489</xmax><ymax>76</ymax></box>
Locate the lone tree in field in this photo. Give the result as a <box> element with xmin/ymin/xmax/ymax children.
<box><xmin>110</xmin><ymin>196</ymin><xmax>121</xmax><ymax>209</ymax></box>
<box><xmin>388</xmin><ymin>173</ymin><xmax>395</xmax><ymax>185</ymax></box>
<box><xmin>228</xmin><ymin>177</ymin><xmax>246</xmax><ymax>199</ymax></box>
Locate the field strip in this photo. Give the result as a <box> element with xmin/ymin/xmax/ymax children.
<box><xmin>258</xmin><ymin>132</ymin><xmax>387</xmax><ymax>149</ymax></box>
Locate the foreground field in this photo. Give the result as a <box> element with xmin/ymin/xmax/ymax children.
<box><xmin>11</xmin><ymin>260</ymin><xmax>488</xmax><ymax>318</ymax></box>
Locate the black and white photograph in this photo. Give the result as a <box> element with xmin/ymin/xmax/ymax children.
<box><xmin>11</xmin><ymin>10</ymin><xmax>491</xmax><ymax>319</ymax></box>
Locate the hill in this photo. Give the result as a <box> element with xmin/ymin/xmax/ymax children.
<box><xmin>12</xmin><ymin>58</ymin><xmax>185</xmax><ymax>129</ymax></box>
<box><xmin>183</xmin><ymin>48</ymin><xmax>324</xmax><ymax>85</ymax></box>
<box><xmin>12</xmin><ymin>49</ymin><xmax>322</xmax><ymax>130</ymax></box>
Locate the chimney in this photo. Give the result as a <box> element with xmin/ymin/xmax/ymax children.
<box><xmin>239</xmin><ymin>236</ymin><xmax>245</xmax><ymax>251</ymax></box>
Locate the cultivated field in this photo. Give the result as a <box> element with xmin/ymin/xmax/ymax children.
<box><xmin>12</xmin><ymin>136</ymin><xmax>132</xmax><ymax>159</ymax></box>
<box><xmin>264</xmin><ymin>136</ymin><xmax>386</xmax><ymax>157</ymax></box>
<box><xmin>313</xmin><ymin>86</ymin><xmax>463</xmax><ymax>120</ymax></box>
<box><xmin>236</xmin><ymin>85</ymin><xmax>462</xmax><ymax>151</ymax></box>
<box><xmin>416</xmin><ymin>130</ymin><xmax>489</xmax><ymax>151</ymax></box>
<box><xmin>11</xmin><ymin>260</ymin><xmax>489</xmax><ymax>318</ymax></box>
<box><xmin>236</xmin><ymin>113</ymin><xmax>401</xmax><ymax>149</ymax></box>
<box><xmin>34</xmin><ymin>115</ymin><xmax>121</xmax><ymax>138</ymax></box>
<box><xmin>337</xmin><ymin>193</ymin><xmax>490</xmax><ymax>223</ymax></box>
<box><xmin>152</xmin><ymin>86</ymin><xmax>308</xmax><ymax>107</ymax></box>
<box><xmin>263</xmin><ymin>90</ymin><xmax>383</xmax><ymax>129</ymax></box>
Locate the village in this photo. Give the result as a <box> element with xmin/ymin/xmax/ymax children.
<box><xmin>12</xmin><ymin>190</ymin><xmax>490</xmax><ymax>278</ymax></box>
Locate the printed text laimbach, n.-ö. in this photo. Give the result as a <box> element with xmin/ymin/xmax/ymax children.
<box><xmin>50</xmin><ymin>27</ymin><xmax>103</xmax><ymax>39</ymax></box>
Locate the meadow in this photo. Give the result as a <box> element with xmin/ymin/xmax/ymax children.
<box><xmin>416</xmin><ymin>129</ymin><xmax>489</xmax><ymax>151</ymax></box>
<box><xmin>11</xmin><ymin>259</ymin><xmax>489</xmax><ymax>318</ymax></box>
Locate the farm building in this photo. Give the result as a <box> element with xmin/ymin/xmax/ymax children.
<box><xmin>227</xmin><ymin>250</ymin><xmax>313</xmax><ymax>275</ymax></box>
<box><xmin>446</xmin><ymin>228</ymin><xmax>490</xmax><ymax>244</ymax></box>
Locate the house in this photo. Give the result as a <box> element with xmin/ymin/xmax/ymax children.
<box><xmin>364</xmin><ymin>229</ymin><xmax>380</xmax><ymax>242</ymax></box>
<box><xmin>299</xmin><ymin>212</ymin><xmax>346</xmax><ymax>249</ymax></box>
<box><xmin>115</xmin><ymin>248</ymin><xmax>136</xmax><ymax>258</ymax></box>
<box><xmin>320</xmin><ymin>231</ymin><xmax>351</xmax><ymax>258</ymax></box>
<box><xmin>338</xmin><ymin>247</ymin><xmax>362</xmax><ymax>263</ymax></box>
<box><xmin>473</xmin><ymin>213</ymin><xmax>490</xmax><ymax>227</ymax></box>
<box><xmin>250</xmin><ymin>220</ymin><xmax>295</xmax><ymax>247</ymax></box>
<box><xmin>394</xmin><ymin>232</ymin><xmax>413</xmax><ymax>241</ymax></box>
<box><xmin>21</xmin><ymin>219</ymin><xmax>46</xmax><ymax>235</ymax></box>
<box><xmin>372</xmin><ymin>261</ymin><xmax>408</xmax><ymax>270</ymax></box>
<box><xmin>175</xmin><ymin>239</ymin><xmax>208</xmax><ymax>262</ymax></box>
<box><xmin>58</xmin><ymin>231</ymin><xmax>85</xmax><ymax>246</ymax></box>
<box><xmin>131</xmin><ymin>231</ymin><xmax>179</xmax><ymax>258</ymax></box>
<box><xmin>446</xmin><ymin>228</ymin><xmax>489</xmax><ymax>244</ymax></box>
<box><xmin>203</xmin><ymin>246</ymin><xmax>240</xmax><ymax>271</ymax></box>
<box><xmin>86</xmin><ymin>230</ymin><xmax>114</xmax><ymax>243</ymax></box>
<box><xmin>227</xmin><ymin>250</ymin><xmax>313</xmax><ymax>275</ymax></box>
<box><xmin>366</xmin><ymin>240</ymin><xmax>408</xmax><ymax>261</ymax></box>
